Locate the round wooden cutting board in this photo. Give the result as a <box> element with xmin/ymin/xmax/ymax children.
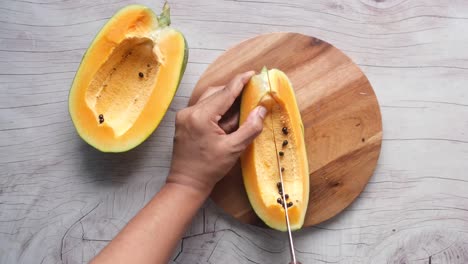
<box><xmin>188</xmin><ymin>32</ymin><xmax>382</xmax><ymax>228</ymax></box>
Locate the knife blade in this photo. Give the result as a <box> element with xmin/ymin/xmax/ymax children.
<box><xmin>266</xmin><ymin>69</ymin><xmax>301</xmax><ymax>264</ymax></box>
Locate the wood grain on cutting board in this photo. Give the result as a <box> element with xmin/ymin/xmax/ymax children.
<box><xmin>189</xmin><ymin>32</ymin><xmax>383</xmax><ymax>227</ymax></box>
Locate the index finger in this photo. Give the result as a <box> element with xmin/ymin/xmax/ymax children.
<box><xmin>205</xmin><ymin>71</ymin><xmax>255</xmax><ymax>117</ymax></box>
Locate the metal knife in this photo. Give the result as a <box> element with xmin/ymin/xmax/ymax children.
<box><xmin>267</xmin><ymin>70</ymin><xmax>302</xmax><ymax>264</ymax></box>
<box><xmin>274</xmin><ymin>150</ymin><xmax>302</xmax><ymax>264</ymax></box>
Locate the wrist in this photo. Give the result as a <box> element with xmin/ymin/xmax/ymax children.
<box><xmin>166</xmin><ymin>171</ymin><xmax>214</xmax><ymax>200</ymax></box>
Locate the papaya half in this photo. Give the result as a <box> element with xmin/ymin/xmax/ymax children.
<box><xmin>240</xmin><ymin>68</ymin><xmax>309</xmax><ymax>231</ymax></box>
<box><xmin>69</xmin><ymin>3</ymin><xmax>187</xmax><ymax>152</ymax></box>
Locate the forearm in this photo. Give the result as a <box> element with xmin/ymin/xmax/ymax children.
<box><xmin>91</xmin><ymin>179</ymin><xmax>208</xmax><ymax>264</ymax></box>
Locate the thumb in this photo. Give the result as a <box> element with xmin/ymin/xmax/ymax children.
<box><xmin>228</xmin><ymin>106</ymin><xmax>267</xmax><ymax>150</ymax></box>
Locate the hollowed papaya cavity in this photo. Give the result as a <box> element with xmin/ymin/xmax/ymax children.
<box><xmin>69</xmin><ymin>3</ymin><xmax>188</xmax><ymax>152</ymax></box>
<box><xmin>85</xmin><ymin>37</ymin><xmax>159</xmax><ymax>137</ymax></box>
<box><xmin>240</xmin><ymin>67</ymin><xmax>309</xmax><ymax>231</ymax></box>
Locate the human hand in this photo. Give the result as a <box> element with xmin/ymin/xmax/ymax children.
<box><xmin>167</xmin><ymin>71</ymin><xmax>267</xmax><ymax>197</ymax></box>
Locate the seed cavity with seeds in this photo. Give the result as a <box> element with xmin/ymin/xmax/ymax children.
<box><xmin>84</xmin><ymin>37</ymin><xmax>160</xmax><ymax>137</ymax></box>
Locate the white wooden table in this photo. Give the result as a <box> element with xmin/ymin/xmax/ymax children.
<box><xmin>1</xmin><ymin>0</ymin><xmax>467</xmax><ymax>263</ymax></box>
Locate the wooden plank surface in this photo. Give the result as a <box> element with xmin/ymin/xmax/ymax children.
<box><xmin>1</xmin><ymin>0</ymin><xmax>467</xmax><ymax>263</ymax></box>
<box><xmin>189</xmin><ymin>32</ymin><xmax>383</xmax><ymax>228</ymax></box>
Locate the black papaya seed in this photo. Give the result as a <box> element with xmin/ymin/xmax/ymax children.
<box><xmin>277</xmin><ymin>198</ymin><xmax>282</xmax><ymax>204</ymax></box>
<box><xmin>285</xmin><ymin>194</ymin><xmax>289</xmax><ymax>199</ymax></box>
<box><xmin>282</xmin><ymin>140</ymin><xmax>288</xmax><ymax>147</ymax></box>
<box><xmin>281</xmin><ymin>167</ymin><xmax>285</xmax><ymax>172</ymax></box>
<box><xmin>279</xmin><ymin>151</ymin><xmax>284</xmax><ymax>156</ymax></box>
<box><xmin>139</xmin><ymin>72</ymin><xmax>144</xmax><ymax>78</ymax></box>
<box><xmin>98</xmin><ymin>114</ymin><xmax>104</xmax><ymax>124</ymax></box>
<box><xmin>282</xmin><ymin>127</ymin><xmax>288</xmax><ymax>135</ymax></box>
<box><xmin>287</xmin><ymin>202</ymin><xmax>293</xmax><ymax>208</ymax></box>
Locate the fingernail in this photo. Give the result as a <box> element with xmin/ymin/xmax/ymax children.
<box><xmin>244</xmin><ymin>71</ymin><xmax>255</xmax><ymax>78</ymax></box>
<box><xmin>257</xmin><ymin>106</ymin><xmax>267</xmax><ymax>119</ymax></box>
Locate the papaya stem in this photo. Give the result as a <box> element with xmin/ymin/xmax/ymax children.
<box><xmin>159</xmin><ymin>2</ymin><xmax>171</xmax><ymax>27</ymax></box>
